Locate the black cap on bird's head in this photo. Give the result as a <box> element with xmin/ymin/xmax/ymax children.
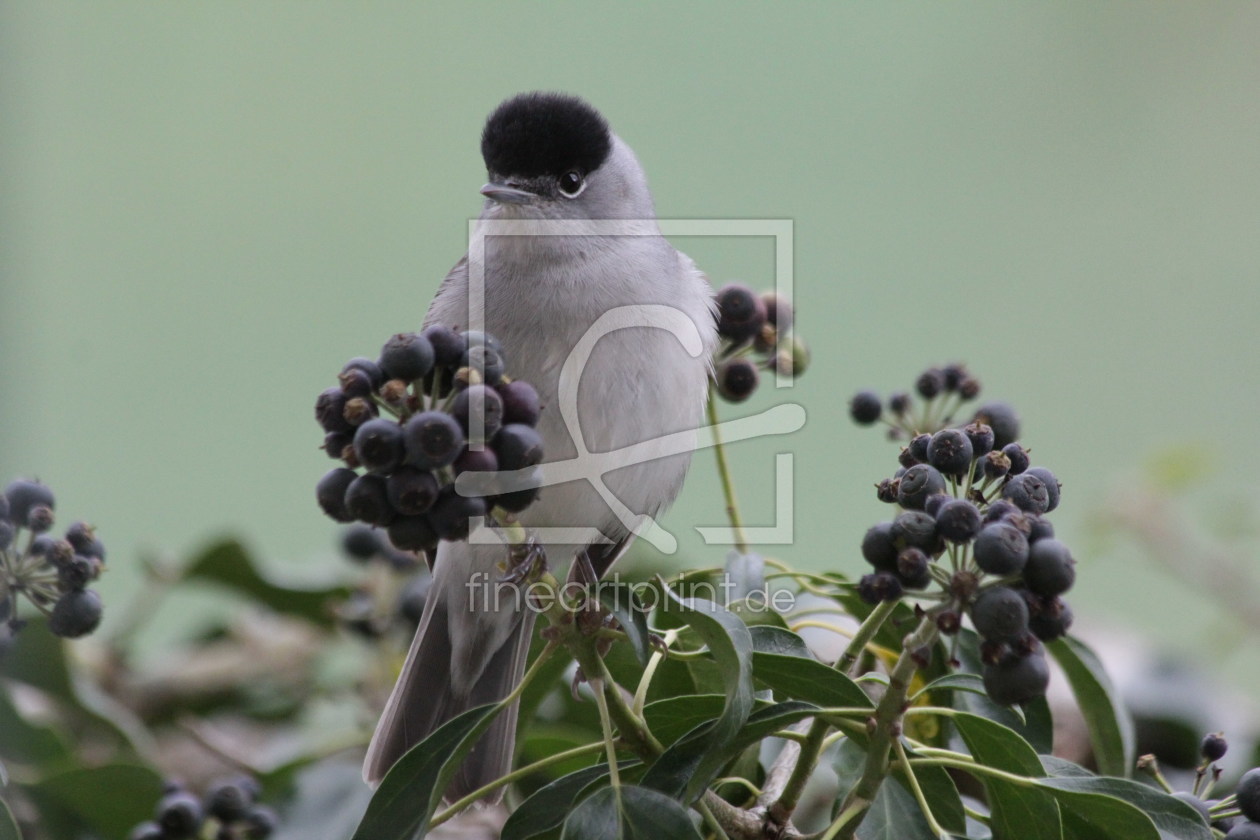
<box><xmin>480</xmin><ymin>92</ymin><xmax>612</xmax><ymax>182</ymax></box>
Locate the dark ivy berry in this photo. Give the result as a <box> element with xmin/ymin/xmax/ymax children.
<box><xmin>387</xmin><ymin>514</ymin><xmax>439</xmax><ymax>552</ymax></box>
<box><xmin>497</xmin><ymin>380</ymin><xmax>542</xmax><ymax>426</ymax></box>
<box><xmin>1025</xmin><ymin>466</ymin><xmax>1061</xmax><ymax>512</ymax></box>
<box><xmin>494</xmin><ymin>424</ymin><xmax>545</xmax><ymax>471</ymax></box>
<box><xmin>1025</xmin><ymin>594</ymin><xmax>1073</xmax><ymax>642</ymax></box>
<box><xmin>942</xmin><ymin>364</ymin><xmax>967</xmax><ymax>391</ymax></box>
<box><xmin>403</xmin><ymin>411</ymin><xmax>465</xmax><ymax>470</ymax></box>
<box><xmin>324</xmin><ymin>431</ymin><xmax>352</xmax><ymax>461</ymax></box>
<box><xmin>1001</xmin><ymin>443</ymin><xmax>1030</xmax><ymax>475</ymax></box>
<box><xmin>452</xmin><ymin>384</ymin><xmax>505</xmax><ymax>443</ymax></box>
<box><xmin>888</xmin><ymin>392</ymin><xmax>911</xmax><ymax>417</ymax></box>
<box><xmin>341</xmin><ymin>525</ymin><xmax>383</xmax><ymax>562</ymax></box>
<box><xmin>715</xmin><ymin>283</ymin><xmax>767</xmax><ymax>343</ymax></box>
<box><xmin>345</xmin><ymin>474</ymin><xmax>394</xmax><ymax>526</ymax></box>
<box><xmin>379</xmin><ymin>332</ymin><xmax>436</xmax><ymax>382</ymax></box>
<box><xmin>5</xmin><ymin>479</ymin><xmax>56</xmax><ymax>527</ymax></box>
<box><xmin>896</xmin><ymin>547</ymin><xmax>932</xmax><ymax>590</ymax></box>
<box><xmin>875</xmin><ymin>478</ymin><xmax>899</xmax><ymax>504</ymax></box>
<box><xmin>896</xmin><ymin>464</ymin><xmax>946</xmax><ymax>511</ymax></box>
<box><xmin>936</xmin><ymin>610</ymin><xmax>962</xmax><ymax>635</ymax></box>
<box><xmin>316</xmin><ymin>468</ymin><xmax>358</xmax><ymax>523</ymax></box>
<box><xmin>717</xmin><ymin>358</ymin><xmax>760</xmax><ymax>403</ymax></box>
<box><xmin>453</xmin><ymin>446</ymin><xmax>498</xmax><ymax>477</ymax></box>
<box><xmin>923</xmin><ymin>493</ymin><xmax>949</xmax><ymax>517</ymax></box>
<box><xmin>927</xmin><ymin>428</ymin><xmax>973</xmax><ymax>477</ymax></box>
<box><xmin>342</xmin><ymin>356</ymin><xmax>385</xmax><ymax>389</ymax></box>
<box><xmin>1023</xmin><ymin>538</ymin><xmax>1076</xmax><ymax>597</ymax></box>
<box><xmin>204</xmin><ymin>777</ymin><xmax>255</xmax><ymax>822</ymax></box>
<box><xmin>1234</xmin><ymin>767</ymin><xmax>1260</xmax><ymax>822</ymax></box>
<box><xmin>353</xmin><ymin>418</ymin><xmax>405</xmax><ymax>474</ymax></box>
<box><xmin>338</xmin><ymin>366</ymin><xmax>374</xmax><ymax>398</ymax></box>
<box><xmin>915</xmin><ymin>367</ymin><xmax>945</xmax><ymax>399</ymax></box>
<box><xmin>907</xmin><ymin>433</ymin><xmax>931</xmax><ymax>464</ymax></box>
<box><xmin>156</xmin><ymin>790</ymin><xmax>204</xmax><ymax>839</ymax></box>
<box><xmin>958</xmin><ymin>377</ymin><xmax>981</xmax><ymax>400</ymax></box>
<box><xmin>49</xmin><ymin>589</ymin><xmax>103</xmax><ymax>637</ymax></box>
<box><xmin>971</xmin><ymin>586</ymin><xmax>1030</xmax><ymax>640</ymax></box>
<box><xmin>428</xmin><ymin>486</ymin><xmax>489</xmax><ymax>541</ymax></box>
<box><xmin>891</xmin><ymin>510</ymin><xmax>942</xmax><ymax>555</ymax></box>
<box><xmin>973</xmin><ymin>522</ymin><xmax>1030</xmax><ymax>576</ymax></box>
<box><xmin>974</xmin><ymin>402</ymin><xmax>1020</xmax><ymax>449</ymax></box>
<box><xmin>423</xmin><ymin>325</ymin><xmax>466</xmax><ymax>368</ymax></box>
<box><xmin>935</xmin><ymin>499</ymin><xmax>982</xmax><ymax>543</ymax></box>
<box><xmin>898</xmin><ymin>447</ymin><xmax>920</xmax><ymax>469</ymax></box>
<box><xmin>848</xmin><ymin>390</ymin><xmax>882</xmax><ymax>425</ymax></box>
<box><xmin>1026</xmin><ymin>516</ymin><xmax>1054</xmax><ymax>543</ymax></box>
<box><xmin>861</xmin><ymin>522</ymin><xmax>898</xmax><ymax>571</ymax></box>
<box><xmin>462</xmin><ymin>342</ymin><xmax>505</xmax><ymax>386</ymax></box>
<box><xmin>57</xmin><ymin>555</ymin><xmax>95</xmax><ymax>591</ymax></box>
<box><xmin>241</xmin><ymin>804</ymin><xmax>280</xmax><ymax>839</ymax></box>
<box><xmin>983</xmin><ymin>500</ymin><xmax>1019</xmax><ymax>523</ymax></box>
<box><xmin>857</xmin><ymin>571</ymin><xmax>903</xmax><ymax>604</ymax></box>
<box><xmin>1002</xmin><ymin>473</ymin><xmax>1050</xmax><ymax>515</ymax></box>
<box><xmin>315</xmin><ymin>387</ymin><xmax>353</xmax><ymax>434</ymax></box>
<box><xmin>983</xmin><ymin>648</ymin><xmax>1050</xmax><ymax>706</ymax></box>
<box><xmin>493</xmin><ymin>465</ymin><xmax>543</xmax><ymax>513</ymax></box>
<box><xmin>963</xmin><ymin>422</ymin><xmax>995</xmax><ymax>459</ymax></box>
<box><xmin>982</xmin><ymin>450</ymin><xmax>1012</xmax><ymax>480</ymax></box>
<box><xmin>762</xmin><ymin>291</ymin><xmax>793</xmax><ymax>333</ymax></box>
<box><xmin>27</xmin><ymin>504</ymin><xmax>54</xmax><ymax>533</ymax></box>
<box><xmin>1201</xmin><ymin>732</ymin><xmax>1228</xmax><ymax>763</ymax></box>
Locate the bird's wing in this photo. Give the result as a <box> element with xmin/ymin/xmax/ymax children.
<box><xmin>423</xmin><ymin>254</ymin><xmax>470</xmax><ymax>330</ymax></box>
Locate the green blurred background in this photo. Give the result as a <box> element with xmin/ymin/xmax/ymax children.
<box><xmin>3</xmin><ymin>4</ymin><xmax>1258</xmax><ymax>690</ymax></box>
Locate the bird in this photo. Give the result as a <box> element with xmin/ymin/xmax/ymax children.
<box><xmin>362</xmin><ymin>92</ymin><xmax>716</xmax><ymax>802</ymax></box>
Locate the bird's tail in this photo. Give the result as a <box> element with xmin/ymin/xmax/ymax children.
<box><xmin>362</xmin><ymin>540</ymin><xmax>535</xmax><ymax>803</ymax></box>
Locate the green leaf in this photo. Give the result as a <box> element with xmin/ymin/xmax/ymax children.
<box><xmin>502</xmin><ymin>761</ymin><xmax>636</xmax><ymax>840</ymax></box>
<box><xmin>26</xmin><ymin>763</ymin><xmax>164</xmax><ymax>838</ymax></box>
<box><xmin>0</xmin><ymin>682</ymin><xmax>71</xmax><ymax>768</ymax></box>
<box><xmin>598</xmin><ymin>581</ymin><xmax>651</xmax><ymax>667</ymax></box>
<box><xmin>0</xmin><ymin>798</ymin><xmax>17</xmax><ymax>840</ymax></box>
<box><xmin>183</xmin><ymin>538</ymin><xmax>350</xmax><ymax>625</ymax></box>
<box><xmin>1035</xmin><ymin>777</ymin><xmax>1210</xmax><ymax>840</ymax></box>
<box><xmin>751</xmin><ymin>652</ymin><xmax>870</xmax><ymax>709</ymax></box>
<box><xmin>351</xmin><ymin>702</ymin><xmax>500</xmax><ymax>840</ymax></box>
<box><xmin>560</xmin><ymin>785</ymin><xmax>702</xmax><ymax>840</ymax></box>
<box><xmin>953</xmin><ymin>712</ymin><xmax>1062</xmax><ymax>840</ymax></box>
<box><xmin>832</xmin><ymin>739</ymin><xmax>950</xmax><ymax>840</ymax></box>
<box><xmin>911</xmin><ymin>671</ymin><xmax>988</xmax><ymax>702</ymax></box>
<box><xmin>748</xmin><ymin>625</ymin><xmax>812</xmax><ymax>658</ymax></box>
<box><xmin>1047</xmin><ymin>636</ymin><xmax>1135</xmax><ymax>778</ymax></box>
<box><xmin>659</xmin><ymin>591</ymin><xmax>754</xmax><ymax>803</ymax></box>
<box><xmin>642</xmin><ymin>695</ymin><xmax>727</xmax><ymax>747</ymax></box>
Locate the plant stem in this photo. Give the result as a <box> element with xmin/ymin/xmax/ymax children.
<box><xmin>707</xmin><ymin>392</ymin><xmax>749</xmax><ymax>554</ymax></box>
<box><xmin>590</xmin><ymin>677</ymin><xmax>622</xmax><ymax>790</ymax></box>
<box><xmin>766</xmin><ymin>597</ymin><xmax>900</xmax><ymax>829</ymax></box>
<box><xmin>828</xmin><ymin>611</ymin><xmax>940</xmax><ymax>840</ymax></box>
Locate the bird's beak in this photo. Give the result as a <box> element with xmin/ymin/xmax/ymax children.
<box><xmin>480</xmin><ymin>182</ymin><xmax>537</xmax><ymax>205</ymax></box>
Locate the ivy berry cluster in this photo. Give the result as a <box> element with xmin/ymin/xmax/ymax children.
<box><xmin>0</xmin><ymin>478</ymin><xmax>107</xmax><ymax>639</ymax></box>
<box><xmin>127</xmin><ymin>776</ymin><xmax>277</xmax><ymax>840</ymax></box>
<box><xmin>1140</xmin><ymin>735</ymin><xmax>1260</xmax><ymax>837</ymax></box>
<box><xmin>314</xmin><ymin>326</ymin><xmax>545</xmax><ymax>554</ymax></box>
<box><xmin>711</xmin><ymin>283</ymin><xmax>808</xmax><ymax>402</ymax></box>
<box><xmin>851</xmin><ymin>367</ymin><xmax>1075</xmax><ymax>708</ymax></box>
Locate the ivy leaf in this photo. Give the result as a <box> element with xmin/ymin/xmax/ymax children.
<box><xmin>833</xmin><ymin>739</ymin><xmax>959</xmax><ymax>839</ymax></box>
<box><xmin>953</xmin><ymin>712</ymin><xmax>1063</xmax><ymax>840</ymax></box>
<box><xmin>183</xmin><ymin>539</ymin><xmax>350</xmax><ymax>626</ymax></box>
<box><xmin>642</xmin><ymin>695</ymin><xmax>727</xmax><ymax>747</ymax></box>
<box><xmin>559</xmin><ymin>785</ymin><xmax>702</xmax><ymax>840</ymax></box>
<box><xmin>502</xmin><ymin>761</ymin><xmax>637</xmax><ymax>840</ymax></box>
<box><xmin>25</xmin><ymin>764</ymin><xmax>164</xmax><ymax>839</ymax></box>
<box><xmin>1035</xmin><ymin>777</ymin><xmax>1210</xmax><ymax>840</ymax></box>
<box><xmin>751</xmin><ymin>651</ymin><xmax>870</xmax><ymax>709</ymax></box>
<box><xmin>658</xmin><ymin>590</ymin><xmax>753</xmax><ymax>803</ymax></box>
<box><xmin>0</xmin><ymin>798</ymin><xmax>16</xmax><ymax>840</ymax></box>
<box><xmin>598</xmin><ymin>581</ymin><xmax>652</xmax><ymax>667</ymax></box>
<box><xmin>748</xmin><ymin>625</ymin><xmax>812</xmax><ymax>658</ymax></box>
<box><xmin>1047</xmin><ymin>636</ymin><xmax>1135</xmax><ymax>777</ymax></box>
<box><xmin>351</xmin><ymin>703</ymin><xmax>500</xmax><ymax>840</ymax></box>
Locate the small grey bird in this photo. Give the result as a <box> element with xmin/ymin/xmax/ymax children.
<box><xmin>362</xmin><ymin>93</ymin><xmax>716</xmax><ymax>800</ymax></box>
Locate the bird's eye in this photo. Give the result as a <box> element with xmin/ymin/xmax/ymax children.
<box><xmin>558</xmin><ymin>170</ymin><xmax>584</xmax><ymax>197</ymax></box>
